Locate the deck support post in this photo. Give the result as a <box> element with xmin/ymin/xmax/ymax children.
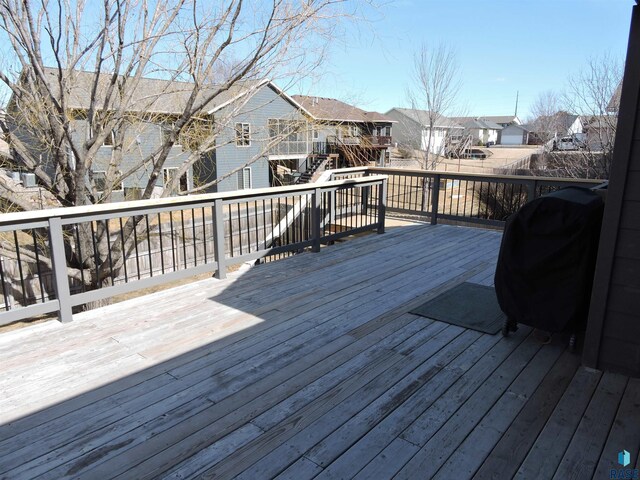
<box><xmin>213</xmin><ymin>199</ymin><xmax>227</xmax><ymax>279</ymax></box>
<box><xmin>431</xmin><ymin>174</ymin><xmax>441</xmax><ymax>225</ymax></box>
<box><xmin>48</xmin><ymin>217</ymin><xmax>73</xmax><ymax>323</ymax></box>
<box><xmin>377</xmin><ymin>178</ymin><xmax>387</xmax><ymax>234</ymax></box>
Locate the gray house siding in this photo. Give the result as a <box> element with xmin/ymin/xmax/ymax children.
<box><xmin>385</xmin><ymin>109</ymin><xmax>421</xmax><ymax>149</ymax></box>
<box><xmin>585</xmin><ymin>3</ymin><xmax>640</xmax><ymax>377</ymax></box>
<box><xmin>72</xmin><ymin>120</ymin><xmax>190</xmax><ymax>201</ymax></box>
<box><xmin>208</xmin><ymin>84</ymin><xmax>307</xmax><ymax>193</ymax></box>
<box><xmin>8</xmin><ymin>115</ymin><xmax>190</xmax><ymax>202</ymax></box>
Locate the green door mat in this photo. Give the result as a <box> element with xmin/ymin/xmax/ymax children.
<box><xmin>410</xmin><ymin>282</ymin><xmax>505</xmax><ymax>334</ymax></box>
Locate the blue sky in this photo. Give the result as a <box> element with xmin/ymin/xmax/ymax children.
<box><xmin>303</xmin><ymin>0</ymin><xmax>634</xmax><ymax>120</ymax></box>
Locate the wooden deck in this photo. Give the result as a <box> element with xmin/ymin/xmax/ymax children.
<box><xmin>0</xmin><ymin>223</ymin><xmax>638</xmax><ymax>479</ymax></box>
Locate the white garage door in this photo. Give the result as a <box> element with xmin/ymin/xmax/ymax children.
<box><xmin>501</xmin><ymin>134</ymin><xmax>523</xmax><ymax>145</ymax></box>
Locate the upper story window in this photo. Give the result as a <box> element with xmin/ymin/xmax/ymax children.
<box><xmin>163</xmin><ymin>167</ymin><xmax>188</xmax><ymax>193</ymax></box>
<box><xmin>235</xmin><ymin>123</ymin><xmax>251</xmax><ymax>147</ymax></box>
<box><xmin>88</xmin><ymin>125</ymin><xmax>115</xmax><ymax>147</ymax></box>
<box><xmin>384</xmin><ymin>126</ymin><xmax>391</xmax><ymax>136</ymax></box>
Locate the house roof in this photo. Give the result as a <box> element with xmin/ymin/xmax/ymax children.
<box><xmin>503</xmin><ymin>123</ymin><xmax>530</xmax><ymax>132</ymax></box>
<box><xmin>291</xmin><ymin>95</ymin><xmax>394</xmax><ymax>124</ymax></box>
<box><xmin>555</xmin><ymin>111</ymin><xmax>581</xmax><ymax>131</ymax></box>
<box><xmin>28</xmin><ymin>68</ymin><xmax>271</xmax><ymax>116</ymax></box>
<box><xmin>449</xmin><ymin>117</ymin><xmax>503</xmax><ymax>130</ymax></box>
<box><xmin>480</xmin><ymin>115</ymin><xmax>520</xmax><ymax>125</ymax></box>
<box><xmin>607</xmin><ymin>81</ymin><xmax>622</xmax><ymax>113</ymax></box>
<box><xmin>583</xmin><ymin>114</ymin><xmax>618</xmax><ymax>129</ymax></box>
<box><xmin>387</xmin><ymin>108</ymin><xmax>463</xmax><ymax>129</ymax></box>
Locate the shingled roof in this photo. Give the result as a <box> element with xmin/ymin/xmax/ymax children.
<box><xmin>387</xmin><ymin>108</ymin><xmax>463</xmax><ymax>129</ymax></box>
<box><xmin>30</xmin><ymin>68</ymin><xmax>269</xmax><ymax>115</ymax></box>
<box><xmin>449</xmin><ymin>117</ymin><xmax>503</xmax><ymax>130</ymax></box>
<box><xmin>292</xmin><ymin>95</ymin><xmax>394</xmax><ymax>123</ymax></box>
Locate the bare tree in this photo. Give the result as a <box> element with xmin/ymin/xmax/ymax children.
<box><xmin>407</xmin><ymin>42</ymin><xmax>461</xmax><ymax>170</ymax></box>
<box><xmin>559</xmin><ymin>52</ymin><xmax>623</xmax><ymax>179</ymax></box>
<box><xmin>529</xmin><ymin>90</ymin><xmax>563</xmax><ymax>148</ymax></box>
<box><xmin>0</xmin><ymin>0</ymin><xmax>368</xmax><ymax>295</ymax></box>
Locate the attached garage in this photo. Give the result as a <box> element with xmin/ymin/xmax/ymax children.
<box><xmin>500</xmin><ymin>124</ymin><xmax>530</xmax><ymax>145</ymax></box>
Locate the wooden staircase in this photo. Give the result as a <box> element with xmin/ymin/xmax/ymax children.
<box><xmin>297</xmin><ymin>154</ymin><xmax>338</xmax><ymax>184</ymax></box>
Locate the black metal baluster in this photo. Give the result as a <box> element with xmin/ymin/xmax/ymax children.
<box><xmin>192</xmin><ymin>209</ymin><xmax>197</xmax><ymax>266</ymax></box>
<box><xmin>0</xmin><ymin>257</ymin><xmax>9</xmax><ymax>310</ymax></box>
<box><xmin>157</xmin><ymin>213</ymin><xmax>165</xmax><ymax>274</ymax></box>
<box><xmin>169</xmin><ymin>214</ymin><xmax>176</xmax><ymax>270</ymax></box>
<box><xmin>75</xmin><ymin>225</ymin><xmax>86</xmax><ymax>293</ymax></box>
<box><xmin>133</xmin><ymin>217</ymin><xmax>141</xmax><ymax>279</ymax></box>
<box><xmin>91</xmin><ymin>221</ymin><xmax>101</xmax><ymax>287</ymax></box>
<box><xmin>237</xmin><ymin>203</ymin><xmax>243</xmax><ymax>256</ymax></box>
<box><xmin>180</xmin><ymin>210</ymin><xmax>187</xmax><ymax>269</ymax></box>
<box><xmin>118</xmin><ymin>218</ymin><xmax>129</xmax><ymax>283</ymax></box>
<box><xmin>202</xmin><ymin>207</ymin><xmax>208</xmax><ymax>264</ymax></box>
<box><xmin>104</xmin><ymin>220</ymin><xmax>115</xmax><ymax>285</ymax></box>
<box><xmin>31</xmin><ymin>229</ymin><xmax>45</xmax><ymax>302</ymax></box>
<box><xmin>228</xmin><ymin>204</ymin><xmax>234</xmax><ymax>257</ymax></box>
<box><xmin>145</xmin><ymin>215</ymin><xmax>153</xmax><ymax>277</ymax></box>
<box><xmin>13</xmin><ymin>231</ymin><xmax>26</xmax><ymax>303</ymax></box>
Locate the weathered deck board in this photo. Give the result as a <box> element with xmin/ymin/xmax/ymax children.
<box><xmin>0</xmin><ymin>223</ymin><xmax>635</xmax><ymax>480</ymax></box>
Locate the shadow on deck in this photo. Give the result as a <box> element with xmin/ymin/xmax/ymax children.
<box><xmin>0</xmin><ymin>223</ymin><xmax>638</xmax><ymax>479</ymax></box>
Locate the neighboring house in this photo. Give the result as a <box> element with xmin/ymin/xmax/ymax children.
<box><xmin>500</xmin><ymin>124</ymin><xmax>531</xmax><ymax>145</ymax></box>
<box><xmin>582</xmin><ymin>114</ymin><xmax>618</xmax><ymax>151</ymax></box>
<box><xmin>607</xmin><ymin>81</ymin><xmax>622</xmax><ymax>113</ymax></box>
<box><xmin>450</xmin><ymin>117</ymin><xmax>503</xmax><ymax>145</ymax></box>
<box><xmin>5</xmin><ymin>68</ymin><xmax>313</xmax><ymax>199</ymax></box>
<box><xmin>529</xmin><ymin>111</ymin><xmax>584</xmax><ymax>147</ymax></box>
<box><xmin>291</xmin><ymin>95</ymin><xmax>395</xmax><ymax>168</ymax></box>
<box><xmin>210</xmin><ymin>81</ymin><xmax>308</xmax><ymax>192</ymax></box>
<box><xmin>385</xmin><ymin>108</ymin><xmax>464</xmax><ymax>155</ymax></box>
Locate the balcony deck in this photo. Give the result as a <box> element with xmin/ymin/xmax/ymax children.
<box><xmin>0</xmin><ymin>223</ymin><xmax>638</xmax><ymax>479</ymax></box>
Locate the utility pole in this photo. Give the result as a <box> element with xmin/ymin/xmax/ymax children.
<box><xmin>514</xmin><ymin>91</ymin><xmax>519</xmax><ymax>117</ymax></box>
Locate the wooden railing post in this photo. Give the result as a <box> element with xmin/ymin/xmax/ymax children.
<box><xmin>431</xmin><ymin>174</ymin><xmax>441</xmax><ymax>225</ymax></box>
<box><xmin>312</xmin><ymin>188</ymin><xmax>322</xmax><ymax>252</ymax></box>
<box><xmin>48</xmin><ymin>217</ymin><xmax>73</xmax><ymax>323</ymax></box>
<box><xmin>213</xmin><ymin>199</ymin><xmax>227</xmax><ymax>279</ymax></box>
<box><xmin>378</xmin><ymin>178</ymin><xmax>387</xmax><ymax>234</ymax></box>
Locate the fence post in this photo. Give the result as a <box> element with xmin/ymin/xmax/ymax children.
<box><xmin>377</xmin><ymin>178</ymin><xmax>387</xmax><ymax>234</ymax></box>
<box><xmin>48</xmin><ymin>217</ymin><xmax>73</xmax><ymax>323</ymax></box>
<box><xmin>430</xmin><ymin>174</ymin><xmax>441</xmax><ymax>225</ymax></box>
<box><xmin>213</xmin><ymin>199</ymin><xmax>227</xmax><ymax>279</ymax></box>
<box><xmin>312</xmin><ymin>188</ymin><xmax>322</xmax><ymax>252</ymax></box>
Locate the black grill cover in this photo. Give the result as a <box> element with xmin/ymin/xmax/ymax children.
<box><xmin>494</xmin><ymin>186</ymin><xmax>604</xmax><ymax>332</ymax></box>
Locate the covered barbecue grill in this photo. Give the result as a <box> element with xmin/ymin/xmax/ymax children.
<box><xmin>495</xmin><ymin>186</ymin><xmax>604</xmax><ymax>348</ymax></box>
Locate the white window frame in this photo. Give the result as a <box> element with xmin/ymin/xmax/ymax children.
<box><xmin>93</xmin><ymin>170</ymin><xmax>123</xmax><ymax>193</ymax></box>
<box><xmin>238</xmin><ymin>167</ymin><xmax>252</xmax><ymax>190</ymax></box>
<box><xmin>88</xmin><ymin>126</ymin><xmax>115</xmax><ymax>147</ymax></box>
<box><xmin>163</xmin><ymin>167</ymin><xmax>189</xmax><ymax>193</ymax></box>
<box><xmin>235</xmin><ymin>122</ymin><xmax>251</xmax><ymax>147</ymax></box>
